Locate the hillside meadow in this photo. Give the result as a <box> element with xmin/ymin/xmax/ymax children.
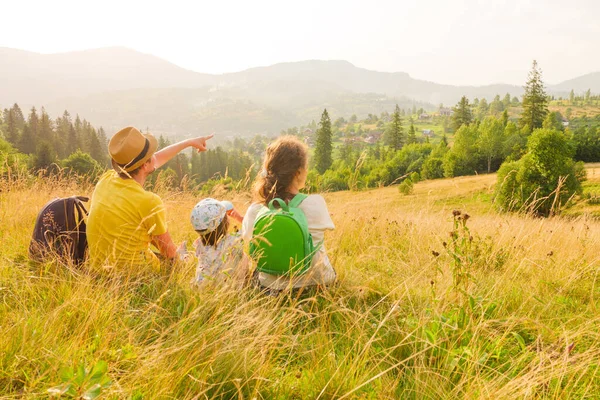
<box><xmin>2</xmin><ymin>168</ymin><xmax>600</xmax><ymax>399</ymax></box>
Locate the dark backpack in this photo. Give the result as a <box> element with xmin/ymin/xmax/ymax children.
<box><xmin>29</xmin><ymin>196</ymin><xmax>89</xmax><ymax>265</ymax></box>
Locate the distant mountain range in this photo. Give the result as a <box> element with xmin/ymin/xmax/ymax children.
<box><xmin>1</xmin><ymin>47</ymin><xmax>598</xmax><ymax>138</ymax></box>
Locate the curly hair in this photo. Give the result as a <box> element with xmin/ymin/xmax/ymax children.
<box><xmin>253</xmin><ymin>136</ymin><xmax>308</xmax><ymax>205</ymax></box>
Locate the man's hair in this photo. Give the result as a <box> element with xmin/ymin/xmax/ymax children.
<box><xmin>198</xmin><ymin>217</ymin><xmax>229</xmax><ymax>248</ymax></box>
<box><xmin>111</xmin><ymin>159</ymin><xmax>146</xmax><ymax>179</ymax></box>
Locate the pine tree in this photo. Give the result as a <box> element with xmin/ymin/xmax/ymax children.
<box><xmin>314</xmin><ymin>109</ymin><xmax>333</xmax><ymax>173</ymax></box>
<box><xmin>502</xmin><ymin>93</ymin><xmax>511</xmax><ymax>109</ymax></box>
<box><xmin>199</xmin><ymin>150</ymin><xmax>210</xmax><ymax>182</ymax></box>
<box><xmin>441</xmin><ymin>134</ymin><xmax>448</xmax><ymax>147</ymax></box>
<box><xmin>21</xmin><ymin>108</ymin><xmax>40</xmax><ymax>154</ymax></box>
<box><xmin>490</xmin><ymin>94</ymin><xmax>504</xmax><ymax>115</ymax></box>
<box><xmin>476</xmin><ymin>98</ymin><xmax>489</xmax><ymax>120</ymax></box>
<box><xmin>38</xmin><ymin>107</ymin><xmax>53</xmax><ymax>143</ymax></box>
<box><xmin>190</xmin><ymin>150</ymin><xmax>201</xmax><ymax>180</ymax></box>
<box><xmin>407</xmin><ymin>117</ymin><xmax>417</xmax><ymax>144</ymax></box>
<box><xmin>158</xmin><ymin>135</ymin><xmax>170</xmax><ymax>149</ymax></box>
<box><xmin>5</xmin><ymin>109</ymin><xmax>19</xmax><ymax>145</ymax></box>
<box><xmin>55</xmin><ymin>110</ymin><xmax>72</xmax><ymax>158</ymax></box>
<box><xmin>33</xmin><ymin>141</ymin><xmax>56</xmax><ymax>171</ymax></box>
<box><xmin>585</xmin><ymin>89</ymin><xmax>592</xmax><ymax>105</ymax></box>
<box><xmin>28</xmin><ymin>107</ymin><xmax>39</xmax><ymax>139</ymax></box>
<box><xmin>67</xmin><ymin>125</ymin><xmax>78</xmax><ymax>155</ymax></box>
<box><xmin>173</xmin><ymin>153</ymin><xmax>190</xmax><ymax>184</ymax></box>
<box><xmin>10</xmin><ymin>103</ymin><xmax>25</xmax><ymax>131</ymax></box>
<box><xmin>86</xmin><ymin>127</ymin><xmax>103</xmax><ymax>164</ymax></box>
<box><xmin>384</xmin><ymin>105</ymin><xmax>404</xmax><ymax>150</ymax></box>
<box><xmin>519</xmin><ymin>60</ymin><xmax>548</xmax><ymax>132</ymax></box>
<box><xmin>569</xmin><ymin>89</ymin><xmax>575</xmax><ymax>104</ymax></box>
<box><xmin>18</xmin><ymin>124</ymin><xmax>35</xmax><ymax>154</ymax></box>
<box><xmin>452</xmin><ymin>96</ymin><xmax>473</xmax><ymax>131</ymax></box>
<box><xmin>501</xmin><ymin>109</ymin><xmax>509</xmax><ymax>127</ymax></box>
<box><xmin>97</xmin><ymin>127</ymin><xmax>108</xmax><ymax>165</ymax></box>
<box><xmin>74</xmin><ymin>115</ymin><xmax>83</xmax><ymax>149</ymax></box>
<box><xmin>542</xmin><ymin>112</ymin><xmax>564</xmax><ymax>132</ymax></box>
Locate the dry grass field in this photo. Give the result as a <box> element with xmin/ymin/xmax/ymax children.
<box><xmin>2</xmin><ymin>168</ymin><xmax>600</xmax><ymax>399</ymax></box>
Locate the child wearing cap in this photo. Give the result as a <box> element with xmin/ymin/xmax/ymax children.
<box><xmin>190</xmin><ymin>198</ymin><xmax>246</xmax><ymax>285</ymax></box>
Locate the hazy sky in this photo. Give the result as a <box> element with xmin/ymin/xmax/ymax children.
<box><xmin>1</xmin><ymin>0</ymin><xmax>599</xmax><ymax>86</ymax></box>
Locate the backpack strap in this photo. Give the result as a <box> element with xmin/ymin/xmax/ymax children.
<box><xmin>73</xmin><ymin>197</ymin><xmax>89</xmax><ymax>265</ymax></box>
<box><xmin>288</xmin><ymin>193</ymin><xmax>308</xmax><ymax>208</ymax></box>
<box><xmin>289</xmin><ymin>193</ymin><xmax>322</xmax><ymax>256</ymax></box>
<box><xmin>73</xmin><ymin>197</ymin><xmax>89</xmax><ymax>219</ymax></box>
<box><xmin>268</xmin><ymin>198</ymin><xmax>289</xmax><ymax>212</ymax></box>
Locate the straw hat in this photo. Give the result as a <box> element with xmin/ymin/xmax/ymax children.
<box><xmin>108</xmin><ymin>127</ymin><xmax>159</xmax><ymax>172</ymax></box>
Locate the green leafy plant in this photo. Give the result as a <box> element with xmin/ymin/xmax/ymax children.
<box><xmin>48</xmin><ymin>361</ymin><xmax>112</xmax><ymax>399</ymax></box>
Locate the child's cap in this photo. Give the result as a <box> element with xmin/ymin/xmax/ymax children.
<box><xmin>190</xmin><ymin>198</ymin><xmax>233</xmax><ymax>233</ymax></box>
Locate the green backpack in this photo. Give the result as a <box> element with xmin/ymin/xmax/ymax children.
<box><xmin>249</xmin><ymin>194</ymin><xmax>318</xmax><ymax>276</ymax></box>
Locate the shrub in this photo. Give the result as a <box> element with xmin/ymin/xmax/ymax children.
<box><xmin>321</xmin><ymin>168</ymin><xmax>350</xmax><ymax>191</ymax></box>
<box><xmin>0</xmin><ymin>138</ymin><xmax>29</xmax><ymax>180</ymax></box>
<box><xmin>61</xmin><ymin>150</ymin><xmax>103</xmax><ymax>181</ymax></box>
<box><xmin>398</xmin><ymin>178</ymin><xmax>414</xmax><ymax>195</ymax></box>
<box><xmin>421</xmin><ymin>157</ymin><xmax>444</xmax><ymax>180</ymax></box>
<box><xmin>409</xmin><ymin>171</ymin><xmax>420</xmax><ymax>183</ymax></box>
<box><xmin>495</xmin><ymin>128</ymin><xmax>586</xmax><ymax>216</ymax></box>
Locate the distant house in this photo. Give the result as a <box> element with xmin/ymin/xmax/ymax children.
<box><xmin>418</xmin><ymin>113</ymin><xmax>430</xmax><ymax>120</ymax></box>
<box><xmin>304</xmin><ymin>128</ymin><xmax>314</xmax><ymax>135</ymax></box>
<box><xmin>562</xmin><ymin>118</ymin><xmax>570</xmax><ymax>128</ymax></box>
<box><xmin>439</xmin><ymin>107</ymin><xmax>454</xmax><ymax>116</ymax></box>
<box><xmin>422</xmin><ymin>129</ymin><xmax>434</xmax><ymax>137</ymax></box>
<box><xmin>342</xmin><ymin>137</ymin><xmax>362</xmax><ymax>144</ymax></box>
<box><xmin>363</xmin><ymin>131</ymin><xmax>383</xmax><ymax>144</ymax></box>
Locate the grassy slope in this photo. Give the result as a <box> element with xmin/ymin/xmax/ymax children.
<box><xmin>549</xmin><ymin>100</ymin><xmax>600</xmax><ymax>119</ymax></box>
<box><xmin>2</xmin><ymin>170</ymin><xmax>600</xmax><ymax>399</ymax></box>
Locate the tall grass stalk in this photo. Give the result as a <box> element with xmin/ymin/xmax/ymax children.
<box><xmin>2</xmin><ymin>170</ymin><xmax>600</xmax><ymax>398</ymax></box>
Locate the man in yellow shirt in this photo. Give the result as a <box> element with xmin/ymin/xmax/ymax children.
<box><xmin>87</xmin><ymin>126</ymin><xmax>213</xmax><ymax>270</ymax></box>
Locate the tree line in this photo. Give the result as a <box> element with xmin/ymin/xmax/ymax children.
<box><xmin>308</xmin><ymin>61</ymin><xmax>595</xmax><ymax>215</ymax></box>
<box><xmin>1</xmin><ymin>104</ymin><xmax>109</xmax><ymax>172</ymax></box>
<box><xmin>0</xmin><ymin>104</ymin><xmax>261</xmax><ymax>189</ymax></box>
